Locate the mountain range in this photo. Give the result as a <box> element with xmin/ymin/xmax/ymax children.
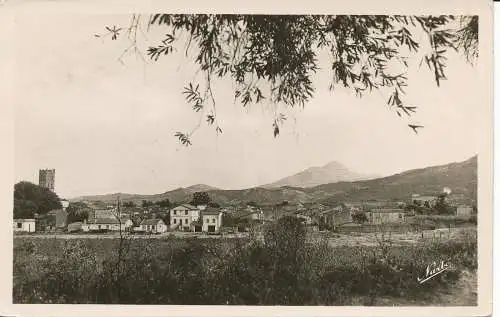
<box><xmin>70</xmin><ymin>156</ymin><xmax>477</xmax><ymax>206</ymax></box>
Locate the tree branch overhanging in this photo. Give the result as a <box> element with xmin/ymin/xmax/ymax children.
<box><xmin>98</xmin><ymin>14</ymin><xmax>479</xmax><ymax>146</ymax></box>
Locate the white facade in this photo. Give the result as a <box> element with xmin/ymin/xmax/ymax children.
<box><xmin>170</xmin><ymin>205</ymin><xmax>198</xmax><ymax>230</ymax></box>
<box><xmin>202</xmin><ymin>212</ymin><xmax>223</xmax><ymax>233</ymax></box>
<box><xmin>13</xmin><ymin>219</ymin><xmax>36</xmax><ymax>232</ymax></box>
<box><xmin>456</xmin><ymin>205</ymin><xmax>473</xmax><ymax>216</ymax></box>
<box><xmin>191</xmin><ymin>209</ymin><xmax>200</xmax><ymax>223</ymax></box>
<box><xmin>81</xmin><ymin>219</ymin><xmax>131</xmax><ymax>232</ymax></box>
<box><xmin>140</xmin><ymin>219</ymin><xmax>167</xmax><ymax>233</ymax></box>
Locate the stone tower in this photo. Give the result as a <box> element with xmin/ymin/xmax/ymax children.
<box><xmin>39</xmin><ymin>169</ymin><xmax>55</xmax><ymax>192</ymax></box>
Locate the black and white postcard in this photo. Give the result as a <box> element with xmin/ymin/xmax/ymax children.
<box><xmin>1</xmin><ymin>0</ymin><xmax>493</xmax><ymax>316</ymax></box>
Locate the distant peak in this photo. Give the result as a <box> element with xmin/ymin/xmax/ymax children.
<box><xmin>322</xmin><ymin>161</ymin><xmax>347</xmax><ymax>169</ymax></box>
<box><xmin>186</xmin><ymin>184</ymin><xmax>218</xmax><ymax>191</ymax></box>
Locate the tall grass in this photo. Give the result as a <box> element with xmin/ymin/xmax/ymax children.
<box><xmin>13</xmin><ymin>217</ymin><xmax>477</xmax><ymax>305</ymax></box>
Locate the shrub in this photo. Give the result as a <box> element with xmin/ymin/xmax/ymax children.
<box><xmin>13</xmin><ymin>227</ymin><xmax>477</xmax><ymax>305</ymax></box>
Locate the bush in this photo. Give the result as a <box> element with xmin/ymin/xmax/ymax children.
<box><xmin>13</xmin><ymin>226</ymin><xmax>477</xmax><ymax>305</ymax></box>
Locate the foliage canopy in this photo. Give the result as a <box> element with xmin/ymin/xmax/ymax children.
<box><xmin>14</xmin><ymin>181</ymin><xmax>62</xmax><ymax>219</ymax></box>
<box><xmin>101</xmin><ymin>14</ymin><xmax>478</xmax><ymax>145</ymax></box>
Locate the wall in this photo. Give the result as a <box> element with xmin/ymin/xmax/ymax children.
<box><xmin>321</xmin><ymin>211</ymin><xmax>352</xmax><ymax>227</ymax></box>
<box><xmin>202</xmin><ymin>214</ymin><xmax>221</xmax><ymax>232</ymax></box>
<box><xmin>336</xmin><ymin>223</ymin><xmax>419</xmax><ymax>234</ymax></box>
<box><xmin>142</xmin><ymin>221</ymin><xmax>166</xmax><ymax>233</ymax></box>
<box><xmin>170</xmin><ymin>207</ymin><xmax>194</xmax><ymax>230</ymax></box>
<box><xmin>82</xmin><ymin>223</ymin><xmax>124</xmax><ymax>231</ymax></box>
<box><xmin>456</xmin><ymin>206</ymin><xmax>473</xmax><ymax>216</ymax></box>
<box><xmin>13</xmin><ymin>221</ymin><xmax>36</xmax><ymax>232</ymax></box>
<box><xmin>368</xmin><ymin>212</ymin><xmax>404</xmax><ymax>224</ymax></box>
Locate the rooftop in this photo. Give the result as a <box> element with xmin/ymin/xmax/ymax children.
<box><xmin>320</xmin><ymin>207</ymin><xmax>346</xmax><ymax>215</ymax></box>
<box><xmin>202</xmin><ymin>207</ymin><xmax>222</xmax><ymax>215</ymax></box>
<box><xmin>88</xmin><ymin>218</ymin><xmax>121</xmax><ymax>224</ymax></box>
<box><xmin>370</xmin><ymin>208</ymin><xmax>405</xmax><ymax>213</ymax></box>
<box><xmin>140</xmin><ymin>218</ymin><xmax>164</xmax><ymax>225</ymax></box>
<box><xmin>172</xmin><ymin>204</ymin><xmax>198</xmax><ymax>210</ymax></box>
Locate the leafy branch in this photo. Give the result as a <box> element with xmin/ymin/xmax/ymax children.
<box><xmin>100</xmin><ymin>14</ymin><xmax>479</xmax><ymax>145</ymax></box>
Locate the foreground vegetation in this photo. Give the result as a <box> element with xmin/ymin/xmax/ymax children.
<box><xmin>13</xmin><ymin>217</ymin><xmax>477</xmax><ymax>305</ymax></box>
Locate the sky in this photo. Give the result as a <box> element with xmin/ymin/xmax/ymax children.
<box><xmin>13</xmin><ymin>14</ymin><xmax>482</xmax><ymax>199</ymax></box>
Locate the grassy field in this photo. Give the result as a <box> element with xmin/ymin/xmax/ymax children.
<box><xmin>13</xmin><ymin>219</ymin><xmax>477</xmax><ymax>305</ymax></box>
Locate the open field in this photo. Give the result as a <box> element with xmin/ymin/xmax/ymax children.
<box><xmin>13</xmin><ymin>223</ymin><xmax>477</xmax><ymax>305</ymax></box>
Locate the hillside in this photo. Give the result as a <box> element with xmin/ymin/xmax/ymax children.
<box><xmin>263</xmin><ymin>161</ymin><xmax>378</xmax><ymax>188</ymax></box>
<box><xmin>70</xmin><ymin>184</ymin><xmax>219</xmax><ymax>204</ymax></box>
<box><xmin>70</xmin><ymin>156</ymin><xmax>477</xmax><ymax>206</ymax></box>
<box><xmin>308</xmin><ymin>155</ymin><xmax>477</xmax><ymax>203</ymax></box>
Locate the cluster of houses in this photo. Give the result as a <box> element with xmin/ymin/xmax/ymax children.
<box><xmin>13</xmin><ymin>189</ymin><xmax>476</xmax><ymax>234</ymax></box>
<box><xmin>77</xmin><ymin>203</ymin><xmax>224</xmax><ymax>234</ymax></box>
<box><xmin>13</xmin><ymin>199</ymin><xmax>70</xmax><ymax>233</ymax></box>
<box><xmin>13</xmin><ymin>202</ymin><xmax>225</xmax><ymax>235</ymax></box>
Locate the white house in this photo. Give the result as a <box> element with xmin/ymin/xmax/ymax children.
<box><xmin>456</xmin><ymin>205</ymin><xmax>473</xmax><ymax>216</ymax></box>
<box><xmin>201</xmin><ymin>208</ymin><xmax>223</xmax><ymax>233</ymax></box>
<box><xmin>170</xmin><ymin>204</ymin><xmax>199</xmax><ymax>231</ymax></box>
<box><xmin>13</xmin><ymin>219</ymin><xmax>36</xmax><ymax>233</ymax></box>
<box><xmin>82</xmin><ymin>217</ymin><xmax>132</xmax><ymax>232</ymax></box>
<box><xmin>140</xmin><ymin>218</ymin><xmax>167</xmax><ymax>234</ymax></box>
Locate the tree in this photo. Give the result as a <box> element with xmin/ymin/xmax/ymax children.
<box><xmin>190</xmin><ymin>191</ymin><xmax>212</xmax><ymax>206</ymax></box>
<box><xmin>208</xmin><ymin>201</ymin><xmax>220</xmax><ymax>208</ymax></box>
<box><xmin>352</xmin><ymin>212</ymin><xmax>368</xmax><ymax>223</ymax></box>
<box><xmin>263</xmin><ymin>216</ymin><xmax>307</xmax><ymax>303</ymax></box>
<box><xmin>13</xmin><ymin>199</ymin><xmax>37</xmax><ymax>219</ymax></box>
<box><xmin>161</xmin><ymin>212</ymin><xmax>171</xmax><ymax>226</ymax></box>
<box><xmin>141</xmin><ymin>200</ymin><xmax>153</xmax><ymax>208</ymax></box>
<box><xmin>66</xmin><ymin>201</ymin><xmax>90</xmax><ymax>223</ymax></box>
<box><xmin>13</xmin><ymin>181</ymin><xmax>62</xmax><ymax>219</ymax></box>
<box><xmin>100</xmin><ymin>14</ymin><xmax>478</xmax><ymax>145</ymax></box>
<box><xmin>123</xmin><ymin>201</ymin><xmax>136</xmax><ymax>208</ymax></box>
<box><xmin>154</xmin><ymin>199</ymin><xmax>172</xmax><ymax>208</ymax></box>
<box><xmin>265</xmin><ymin>216</ymin><xmax>306</xmax><ymax>252</ymax></box>
<box><xmin>222</xmin><ymin>212</ymin><xmax>237</xmax><ymax>227</ymax></box>
<box><xmin>434</xmin><ymin>194</ymin><xmax>453</xmax><ymax>215</ymax></box>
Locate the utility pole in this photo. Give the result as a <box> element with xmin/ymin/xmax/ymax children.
<box><xmin>117</xmin><ymin>194</ymin><xmax>121</xmax><ymax>218</ymax></box>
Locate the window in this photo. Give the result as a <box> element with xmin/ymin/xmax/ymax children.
<box><xmin>17</xmin><ymin>223</ymin><xmax>22</xmax><ymax>229</ymax></box>
<box><xmin>174</xmin><ymin>210</ymin><xmax>177</xmax><ymax>215</ymax></box>
<box><xmin>185</xmin><ymin>210</ymin><xmax>188</xmax><ymax>215</ymax></box>
<box><xmin>212</xmin><ymin>219</ymin><xmax>215</xmax><ymax>223</ymax></box>
<box><xmin>106</xmin><ymin>225</ymin><xmax>110</xmax><ymax>229</ymax></box>
<box><xmin>98</xmin><ymin>225</ymin><xmax>102</xmax><ymax>229</ymax></box>
<box><xmin>184</xmin><ymin>219</ymin><xmax>188</xmax><ymax>224</ymax></box>
<box><xmin>173</xmin><ymin>219</ymin><xmax>177</xmax><ymax>224</ymax></box>
<box><xmin>206</xmin><ymin>218</ymin><xmax>209</xmax><ymax>223</ymax></box>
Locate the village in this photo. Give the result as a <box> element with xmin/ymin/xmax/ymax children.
<box><xmin>13</xmin><ymin>186</ymin><xmax>476</xmax><ymax>238</ymax></box>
